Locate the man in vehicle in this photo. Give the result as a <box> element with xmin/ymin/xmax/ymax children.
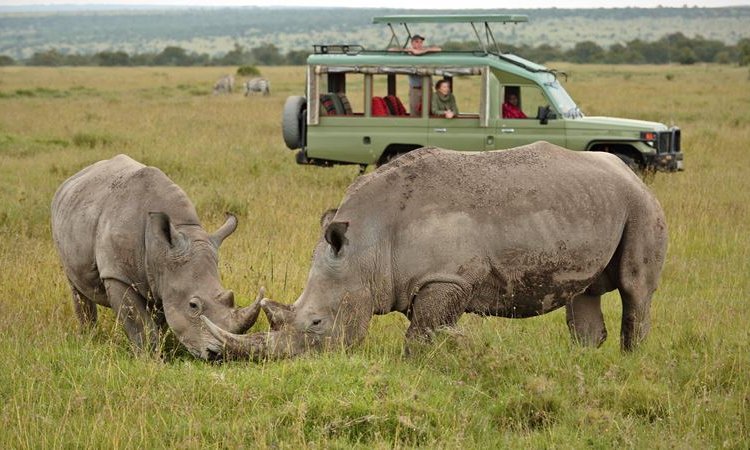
<box><xmin>502</xmin><ymin>87</ymin><xmax>527</xmax><ymax>119</ymax></box>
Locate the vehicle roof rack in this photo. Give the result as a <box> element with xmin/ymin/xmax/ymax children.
<box><xmin>373</xmin><ymin>14</ymin><xmax>528</xmax><ymax>55</ymax></box>
<box><xmin>313</xmin><ymin>44</ymin><xmax>364</xmax><ymax>55</ymax></box>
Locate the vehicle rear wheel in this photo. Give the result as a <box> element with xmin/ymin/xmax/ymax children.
<box><xmin>376</xmin><ymin>145</ymin><xmax>422</xmax><ymax>167</ymax></box>
<box><xmin>385</xmin><ymin>152</ymin><xmax>403</xmax><ymax>163</ymax></box>
<box><xmin>282</xmin><ymin>96</ymin><xmax>306</xmax><ymax>150</ymax></box>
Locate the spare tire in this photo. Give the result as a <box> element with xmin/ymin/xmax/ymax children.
<box><xmin>282</xmin><ymin>96</ymin><xmax>306</xmax><ymax>150</ymax></box>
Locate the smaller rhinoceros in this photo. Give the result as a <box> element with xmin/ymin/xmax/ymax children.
<box><xmin>202</xmin><ymin>142</ymin><xmax>668</xmax><ymax>360</ymax></box>
<box><xmin>51</xmin><ymin>154</ymin><xmax>262</xmax><ymax>359</ymax></box>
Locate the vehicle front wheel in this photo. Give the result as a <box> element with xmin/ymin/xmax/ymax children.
<box><xmin>614</xmin><ymin>153</ymin><xmax>641</xmax><ymax>172</ymax></box>
<box><xmin>282</xmin><ymin>96</ymin><xmax>306</xmax><ymax>150</ymax></box>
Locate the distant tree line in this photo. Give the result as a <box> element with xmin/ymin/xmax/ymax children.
<box><xmin>445</xmin><ymin>33</ymin><xmax>750</xmax><ymax>66</ymax></box>
<box><xmin>0</xmin><ymin>43</ymin><xmax>309</xmax><ymax>67</ymax></box>
<box><xmin>1</xmin><ymin>33</ymin><xmax>749</xmax><ymax>67</ymax></box>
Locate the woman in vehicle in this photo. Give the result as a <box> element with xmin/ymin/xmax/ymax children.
<box><xmin>431</xmin><ymin>79</ymin><xmax>458</xmax><ymax>118</ymax></box>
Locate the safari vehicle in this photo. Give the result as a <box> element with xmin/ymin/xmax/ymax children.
<box><xmin>282</xmin><ymin>14</ymin><xmax>683</xmax><ymax>172</ymax></box>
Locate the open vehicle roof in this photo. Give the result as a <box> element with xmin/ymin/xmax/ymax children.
<box><xmin>373</xmin><ymin>14</ymin><xmax>529</xmax><ymax>54</ymax></box>
<box><xmin>372</xmin><ymin>14</ymin><xmax>529</xmax><ymax>24</ymax></box>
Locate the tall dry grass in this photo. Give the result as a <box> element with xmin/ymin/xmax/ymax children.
<box><xmin>0</xmin><ymin>64</ymin><xmax>748</xmax><ymax>448</ymax></box>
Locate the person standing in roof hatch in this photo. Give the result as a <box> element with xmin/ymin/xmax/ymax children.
<box><xmin>406</xmin><ymin>34</ymin><xmax>441</xmax><ymax>56</ymax></box>
<box><xmin>405</xmin><ymin>34</ymin><xmax>441</xmax><ymax>116</ymax></box>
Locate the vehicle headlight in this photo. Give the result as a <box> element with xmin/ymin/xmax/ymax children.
<box><xmin>640</xmin><ymin>131</ymin><xmax>657</xmax><ymax>142</ymax></box>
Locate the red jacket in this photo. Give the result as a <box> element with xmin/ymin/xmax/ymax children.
<box><xmin>502</xmin><ymin>102</ymin><xmax>527</xmax><ymax>119</ymax></box>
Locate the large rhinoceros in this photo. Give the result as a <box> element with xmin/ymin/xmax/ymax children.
<box><xmin>51</xmin><ymin>154</ymin><xmax>261</xmax><ymax>360</ymax></box>
<box><xmin>204</xmin><ymin>142</ymin><xmax>668</xmax><ymax>359</ymax></box>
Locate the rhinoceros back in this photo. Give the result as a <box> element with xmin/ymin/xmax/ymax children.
<box><xmin>51</xmin><ymin>154</ymin><xmax>198</xmax><ymax>304</ymax></box>
<box><xmin>344</xmin><ymin>142</ymin><xmax>648</xmax><ymax>230</ymax></box>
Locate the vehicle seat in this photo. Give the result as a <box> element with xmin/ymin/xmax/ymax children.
<box><xmin>371</xmin><ymin>96</ymin><xmax>389</xmax><ymax>116</ymax></box>
<box><xmin>384</xmin><ymin>95</ymin><xmax>408</xmax><ymax>116</ymax></box>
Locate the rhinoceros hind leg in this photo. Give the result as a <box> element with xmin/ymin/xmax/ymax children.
<box><xmin>104</xmin><ymin>279</ymin><xmax>161</xmax><ymax>355</ymax></box>
<box><xmin>69</xmin><ymin>281</ymin><xmax>97</xmax><ymax>329</ymax></box>
<box><xmin>566</xmin><ymin>293</ymin><xmax>607</xmax><ymax>347</ymax></box>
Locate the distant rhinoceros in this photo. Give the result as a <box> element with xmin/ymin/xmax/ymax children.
<box><xmin>203</xmin><ymin>142</ymin><xmax>668</xmax><ymax>359</ymax></box>
<box><xmin>51</xmin><ymin>154</ymin><xmax>261</xmax><ymax>359</ymax></box>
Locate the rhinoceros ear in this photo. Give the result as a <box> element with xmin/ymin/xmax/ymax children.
<box><xmin>147</xmin><ymin>211</ymin><xmax>180</xmax><ymax>249</ymax></box>
<box><xmin>319</xmin><ymin>208</ymin><xmax>338</xmax><ymax>228</ymax></box>
<box><xmin>324</xmin><ymin>221</ymin><xmax>349</xmax><ymax>256</ymax></box>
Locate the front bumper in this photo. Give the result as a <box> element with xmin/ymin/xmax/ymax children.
<box><xmin>653</xmin><ymin>151</ymin><xmax>684</xmax><ymax>171</ymax></box>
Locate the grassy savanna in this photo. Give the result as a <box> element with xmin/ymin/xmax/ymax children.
<box><xmin>1</xmin><ymin>63</ymin><xmax>748</xmax><ymax>448</ymax></box>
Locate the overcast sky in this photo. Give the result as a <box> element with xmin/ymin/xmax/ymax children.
<box><xmin>1</xmin><ymin>0</ymin><xmax>748</xmax><ymax>8</ymax></box>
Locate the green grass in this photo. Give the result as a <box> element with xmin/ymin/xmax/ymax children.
<box><xmin>0</xmin><ymin>65</ymin><xmax>749</xmax><ymax>448</ymax></box>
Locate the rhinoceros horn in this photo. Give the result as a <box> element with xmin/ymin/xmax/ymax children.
<box><xmin>210</xmin><ymin>213</ymin><xmax>238</xmax><ymax>248</ymax></box>
<box><xmin>200</xmin><ymin>315</ymin><xmax>269</xmax><ymax>360</ymax></box>
<box><xmin>261</xmin><ymin>299</ymin><xmax>294</xmax><ymax>331</ymax></box>
<box><xmin>228</xmin><ymin>287</ymin><xmax>266</xmax><ymax>333</ymax></box>
<box><xmin>201</xmin><ymin>294</ymin><xmax>306</xmax><ymax>360</ymax></box>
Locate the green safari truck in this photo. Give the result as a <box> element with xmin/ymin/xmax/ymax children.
<box><xmin>282</xmin><ymin>14</ymin><xmax>683</xmax><ymax>172</ymax></box>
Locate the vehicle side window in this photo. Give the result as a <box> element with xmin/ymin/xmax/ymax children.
<box><xmin>519</xmin><ymin>85</ymin><xmax>547</xmax><ymax>119</ymax></box>
<box><xmin>320</xmin><ymin>72</ymin><xmax>364</xmax><ymax>116</ymax></box>
<box><xmin>371</xmin><ymin>74</ymin><xmax>410</xmax><ymax>117</ymax></box>
<box><xmin>501</xmin><ymin>85</ymin><xmax>548</xmax><ymax>119</ymax></box>
<box><xmin>342</xmin><ymin>73</ymin><xmax>364</xmax><ymax>114</ymax></box>
<box><xmin>449</xmin><ymin>75</ymin><xmax>481</xmax><ymax>117</ymax></box>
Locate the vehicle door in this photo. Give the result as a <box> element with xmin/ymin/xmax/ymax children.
<box><xmin>426</xmin><ymin>74</ymin><xmax>490</xmax><ymax>152</ymax></box>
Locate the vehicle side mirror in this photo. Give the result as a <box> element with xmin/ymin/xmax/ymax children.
<box><xmin>538</xmin><ymin>105</ymin><xmax>550</xmax><ymax>125</ymax></box>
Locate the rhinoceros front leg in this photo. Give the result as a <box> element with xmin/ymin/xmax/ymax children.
<box><xmin>68</xmin><ymin>280</ymin><xmax>98</xmax><ymax>330</ymax></box>
<box><xmin>566</xmin><ymin>293</ymin><xmax>607</xmax><ymax>347</ymax></box>
<box><xmin>103</xmin><ymin>279</ymin><xmax>162</xmax><ymax>354</ymax></box>
<box><xmin>405</xmin><ymin>280</ymin><xmax>469</xmax><ymax>345</ymax></box>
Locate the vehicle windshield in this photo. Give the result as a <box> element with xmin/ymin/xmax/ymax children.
<box><xmin>544</xmin><ymin>80</ymin><xmax>583</xmax><ymax>119</ymax></box>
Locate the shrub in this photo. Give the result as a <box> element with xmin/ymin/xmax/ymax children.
<box><xmin>236</xmin><ymin>65</ymin><xmax>260</xmax><ymax>77</ymax></box>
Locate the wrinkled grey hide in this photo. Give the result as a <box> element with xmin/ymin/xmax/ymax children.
<box><xmin>51</xmin><ymin>154</ymin><xmax>261</xmax><ymax>359</ymax></box>
<box><xmin>204</xmin><ymin>142</ymin><xmax>668</xmax><ymax>359</ymax></box>
<box><xmin>244</xmin><ymin>78</ymin><xmax>270</xmax><ymax>96</ymax></box>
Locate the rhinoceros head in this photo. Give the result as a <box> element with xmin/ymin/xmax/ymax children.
<box><xmin>200</xmin><ymin>209</ymin><xmax>375</xmax><ymax>360</ymax></box>
<box><xmin>145</xmin><ymin>212</ymin><xmax>261</xmax><ymax>360</ymax></box>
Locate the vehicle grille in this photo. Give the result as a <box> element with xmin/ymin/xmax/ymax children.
<box><xmin>657</xmin><ymin>127</ymin><xmax>681</xmax><ymax>153</ymax></box>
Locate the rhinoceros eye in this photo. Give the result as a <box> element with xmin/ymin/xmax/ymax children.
<box><xmin>188</xmin><ymin>298</ymin><xmax>203</xmax><ymax>315</ymax></box>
